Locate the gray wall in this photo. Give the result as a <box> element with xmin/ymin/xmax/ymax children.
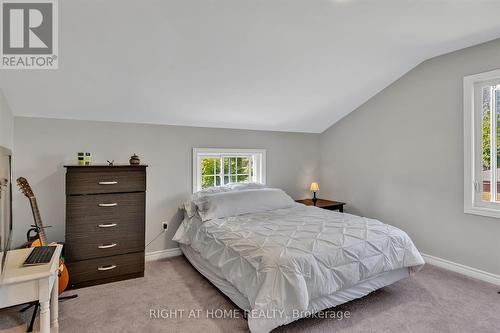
<box><xmin>320</xmin><ymin>38</ymin><xmax>500</xmax><ymax>275</ymax></box>
<box><xmin>10</xmin><ymin>39</ymin><xmax>500</xmax><ymax>276</ymax></box>
<box><xmin>0</xmin><ymin>90</ymin><xmax>13</xmax><ymax>150</ymax></box>
<box><xmin>12</xmin><ymin>117</ymin><xmax>320</xmax><ymax>252</ymax></box>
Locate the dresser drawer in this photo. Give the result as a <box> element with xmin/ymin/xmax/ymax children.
<box><xmin>66</xmin><ymin>192</ymin><xmax>145</xmax><ymax>227</ymax></box>
<box><xmin>65</xmin><ymin>224</ymin><xmax>144</xmax><ymax>261</ymax></box>
<box><xmin>66</xmin><ymin>168</ymin><xmax>146</xmax><ymax>195</ymax></box>
<box><xmin>67</xmin><ymin>252</ymin><xmax>144</xmax><ymax>285</ymax></box>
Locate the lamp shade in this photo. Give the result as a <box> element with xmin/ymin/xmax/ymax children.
<box><xmin>310</xmin><ymin>182</ymin><xmax>319</xmax><ymax>192</ymax></box>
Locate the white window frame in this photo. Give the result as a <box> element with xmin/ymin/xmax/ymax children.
<box><xmin>192</xmin><ymin>148</ymin><xmax>266</xmax><ymax>193</ymax></box>
<box><xmin>464</xmin><ymin>69</ymin><xmax>500</xmax><ymax>218</ymax></box>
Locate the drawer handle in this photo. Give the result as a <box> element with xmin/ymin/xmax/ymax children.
<box><xmin>98</xmin><ymin>181</ymin><xmax>118</xmax><ymax>185</ymax></box>
<box><xmin>98</xmin><ymin>243</ymin><xmax>117</xmax><ymax>249</ymax></box>
<box><xmin>98</xmin><ymin>223</ymin><xmax>117</xmax><ymax>228</ymax></box>
<box><xmin>97</xmin><ymin>265</ymin><xmax>117</xmax><ymax>271</ymax></box>
<box><xmin>98</xmin><ymin>203</ymin><xmax>118</xmax><ymax>207</ymax></box>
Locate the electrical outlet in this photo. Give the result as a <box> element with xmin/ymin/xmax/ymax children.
<box><xmin>162</xmin><ymin>221</ymin><xmax>168</xmax><ymax>230</ymax></box>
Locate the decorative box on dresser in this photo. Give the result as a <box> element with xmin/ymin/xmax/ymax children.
<box><xmin>64</xmin><ymin>165</ymin><xmax>147</xmax><ymax>288</ymax></box>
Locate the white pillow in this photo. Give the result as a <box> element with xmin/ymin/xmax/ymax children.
<box><xmin>183</xmin><ymin>183</ymin><xmax>268</xmax><ymax>218</ymax></box>
<box><xmin>227</xmin><ymin>182</ymin><xmax>268</xmax><ymax>191</ymax></box>
<box><xmin>194</xmin><ymin>188</ymin><xmax>296</xmax><ymax>222</ymax></box>
<box><xmin>182</xmin><ymin>186</ymin><xmax>232</xmax><ymax>218</ymax></box>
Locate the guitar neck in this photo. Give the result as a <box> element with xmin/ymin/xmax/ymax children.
<box><xmin>29</xmin><ymin>197</ymin><xmax>48</xmax><ymax>246</ymax></box>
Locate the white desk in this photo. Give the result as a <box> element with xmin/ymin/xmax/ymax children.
<box><xmin>0</xmin><ymin>244</ymin><xmax>62</xmax><ymax>333</ymax></box>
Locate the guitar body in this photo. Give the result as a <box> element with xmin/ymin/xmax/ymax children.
<box><xmin>17</xmin><ymin>177</ymin><xmax>70</xmax><ymax>295</ymax></box>
<box><xmin>30</xmin><ymin>238</ymin><xmax>42</xmax><ymax>247</ymax></box>
<box><xmin>30</xmin><ymin>239</ymin><xmax>69</xmax><ymax>294</ymax></box>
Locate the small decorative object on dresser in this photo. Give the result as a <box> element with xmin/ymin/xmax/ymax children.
<box><xmin>296</xmin><ymin>198</ymin><xmax>345</xmax><ymax>212</ymax></box>
<box><xmin>64</xmin><ymin>164</ymin><xmax>147</xmax><ymax>288</ymax></box>
<box><xmin>77</xmin><ymin>152</ymin><xmax>85</xmax><ymax>166</ymax></box>
<box><xmin>85</xmin><ymin>152</ymin><xmax>92</xmax><ymax>165</ymax></box>
<box><xmin>77</xmin><ymin>152</ymin><xmax>92</xmax><ymax>165</ymax></box>
<box><xmin>129</xmin><ymin>153</ymin><xmax>140</xmax><ymax>165</ymax></box>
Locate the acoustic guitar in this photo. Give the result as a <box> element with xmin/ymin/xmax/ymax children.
<box><xmin>17</xmin><ymin>177</ymin><xmax>70</xmax><ymax>294</ymax></box>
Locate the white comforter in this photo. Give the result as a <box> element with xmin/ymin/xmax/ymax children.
<box><xmin>173</xmin><ymin>204</ymin><xmax>424</xmax><ymax>332</ymax></box>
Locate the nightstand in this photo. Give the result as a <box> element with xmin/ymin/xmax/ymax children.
<box><xmin>296</xmin><ymin>199</ymin><xmax>346</xmax><ymax>212</ymax></box>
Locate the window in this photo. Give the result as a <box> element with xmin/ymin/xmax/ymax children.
<box><xmin>192</xmin><ymin>148</ymin><xmax>266</xmax><ymax>192</ymax></box>
<box><xmin>464</xmin><ymin>69</ymin><xmax>500</xmax><ymax>218</ymax></box>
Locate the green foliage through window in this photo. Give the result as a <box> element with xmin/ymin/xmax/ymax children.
<box><xmin>482</xmin><ymin>86</ymin><xmax>500</xmax><ymax>171</ymax></box>
<box><xmin>200</xmin><ymin>156</ymin><xmax>252</xmax><ymax>189</ymax></box>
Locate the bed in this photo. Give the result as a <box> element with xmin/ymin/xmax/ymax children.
<box><xmin>173</xmin><ymin>185</ymin><xmax>424</xmax><ymax>333</ymax></box>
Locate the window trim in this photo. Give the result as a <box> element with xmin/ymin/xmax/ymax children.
<box><xmin>192</xmin><ymin>148</ymin><xmax>266</xmax><ymax>193</ymax></box>
<box><xmin>464</xmin><ymin>69</ymin><xmax>500</xmax><ymax>218</ymax></box>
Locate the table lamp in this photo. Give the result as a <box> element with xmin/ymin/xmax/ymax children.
<box><xmin>310</xmin><ymin>182</ymin><xmax>319</xmax><ymax>205</ymax></box>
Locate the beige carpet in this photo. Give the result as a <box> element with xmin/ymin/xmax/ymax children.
<box><xmin>1</xmin><ymin>256</ymin><xmax>500</xmax><ymax>333</ymax></box>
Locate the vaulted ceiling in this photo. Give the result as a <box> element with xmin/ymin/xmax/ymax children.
<box><xmin>2</xmin><ymin>0</ymin><xmax>500</xmax><ymax>133</ymax></box>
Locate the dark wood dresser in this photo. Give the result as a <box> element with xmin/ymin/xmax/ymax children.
<box><xmin>64</xmin><ymin>165</ymin><xmax>147</xmax><ymax>288</ymax></box>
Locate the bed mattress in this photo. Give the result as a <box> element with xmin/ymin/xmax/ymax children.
<box><xmin>181</xmin><ymin>243</ymin><xmax>409</xmax><ymax>320</ymax></box>
<box><xmin>174</xmin><ymin>204</ymin><xmax>424</xmax><ymax>332</ymax></box>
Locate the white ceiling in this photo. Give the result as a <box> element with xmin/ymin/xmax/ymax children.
<box><xmin>2</xmin><ymin>0</ymin><xmax>500</xmax><ymax>133</ymax></box>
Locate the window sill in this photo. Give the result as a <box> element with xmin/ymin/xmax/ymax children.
<box><xmin>464</xmin><ymin>206</ymin><xmax>500</xmax><ymax>219</ymax></box>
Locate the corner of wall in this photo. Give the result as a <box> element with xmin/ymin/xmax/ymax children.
<box><xmin>0</xmin><ymin>89</ymin><xmax>14</xmax><ymax>150</ymax></box>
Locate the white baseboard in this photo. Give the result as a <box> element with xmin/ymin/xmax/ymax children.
<box><xmin>145</xmin><ymin>247</ymin><xmax>182</xmax><ymax>261</ymax></box>
<box><xmin>421</xmin><ymin>253</ymin><xmax>500</xmax><ymax>286</ymax></box>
